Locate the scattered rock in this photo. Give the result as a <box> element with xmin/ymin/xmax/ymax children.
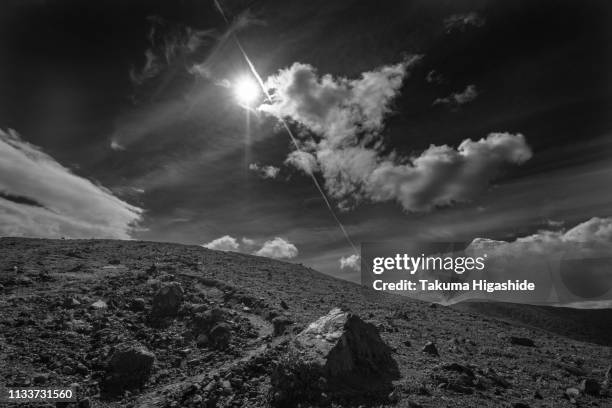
<box><xmin>102</xmin><ymin>344</ymin><xmax>155</xmax><ymax>396</ymax></box>
<box><xmin>151</xmin><ymin>282</ymin><xmax>184</xmax><ymax>317</ymax></box>
<box><xmin>422</xmin><ymin>341</ymin><xmax>439</xmax><ymax>357</ymax></box>
<box><xmin>90</xmin><ymin>300</ymin><xmax>108</xmax><ymax>310</ymax></box>
<box><xmin>565</xmin><ymin>387</ymin><xmax>580</xmax><ymax>404</ymax></box>
<box><xmin>579</xmin><ymin>378</ymin><xmax>600</xmax><ymax>396</ymax></box>
<box><xmin>272</xmin><ymin>316</ymin><xmax>294</xmax><ymax>336</ymax></box>
<box><xmin>209</xmin><ymin>323</ymin><xmax>232</xmax><ymax>349</ymax></box>
<box><xmin>32</xmin><ymin>373</ymin><xmax>48</xmax><ymax>385</ymax></box>
<box><xmin>509</xmin><ymin>336</ymin><xmax>535</xmax><ymax>347</ymax></box>
<box><xmin>270</xmin><ymin>308</ymin><xmax>399</xmax><ymax>406</ymax></box>
<box><xmin>129</xmin><ymin>297</ymin><xmax>146</xmax><ymax>312</ymax></box>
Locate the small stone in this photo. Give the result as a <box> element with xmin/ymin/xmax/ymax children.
<box><xmin>90</xmin><ymin>300</ymin><xmax>108</xmax><ymax>310</ymax></box>
<box><xmin>579</xmin><ymin>378</ymin><xmax>601</xmax><ymax>396</ymax></box>
<box><xmin>196</xmin><ymin>334</ymin><xmax>209</xmax><ymax>347</ymax></box>
<box><xmin>422</xmin><ymin>341</ymin><xmax>439</xmax><ymax>357</ymax></box>
<box><xmin>151</xmin><ymin>282</ymin><xmax>184</xmax><ymax>317</ymax></box>
<box><xmin>565</xmin><ymin>387</ymin><xmax>580</xmax><ymax>403</ymax></box>
<box><xmin>509</xmin><ymin>336</ymin><xmax>535</xmax><ymax>347</ymax></box>
<box><xmin>32</xmin><ymin>373</ymin><xmax>48</xmax><ymax>385</ymax></box>
<box><xmin>130</xmin><ymin>298</ymin><xmax>146</xmax><ymax>312</ymax></box>
<box><xmin>78</xmin><ymin>398</ymin><xmax>91</xmax><ymax>408</ymax></box>
<box><xmin>76</xmin><ymin>363</ymin><xmax>89</xmax><ymax>375</ymax></box>
<box><xmin>62</xmin><ymin>365</ymin><xmax>76</xmax><ymax>375</ymax></box>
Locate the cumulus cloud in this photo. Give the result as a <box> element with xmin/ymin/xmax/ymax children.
<box><xmin>464</xmin><ymin>217</ymin><xmax>612</xmax><ymax>306</ymax></box>
<box><xmin>0</xmin><ymin>129</ymin><xmax>142</xmax><ymax>239</ymax></box>
<box><xmin>255</xmin><ymin>237</ymin><xmax>298</xmax><ymax>259</ymax></box>
<box><xmin>248</xmin><ymin>163</ymin><xmax>280</xmax><ymax>179</ymax></box>
<box><xmin>202</xmin><ymin>235</ymin><xmax>240</xmax><ymax>251</ymax></box>
<box><xmin>433</xmin><ymin>84</ymin><xmax>478</xmax><ymax>108</ymax></box>
<box><xmin>340</xmin><ymin>254</ymin><xmax>360</xmax><ymax>271</ymax></box>
<box><xmin>258</xmin><ymin>62</ymin><xmax>531</xmax><ymax>212</ymax></box>
<box><xmin>203</xmin><ymin>235</ymin><xmax>298</xmax><ymax>259</ymax></box>
<box><xmin>443</xmin><ymin>12</ymin><xmax>486</xmax><ymax>33</ymax></box>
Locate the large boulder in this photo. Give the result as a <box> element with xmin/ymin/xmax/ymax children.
<box><xmin>270</xmin><ymin>308</ymin><xmax>399</xmax><ymax>407</ymax></box>
<box><xmin>151</xmin><ymin>282</ymin><xmax>183</xmax><ymax>317</ymax></box>
<box><xmin>102</xmin><ymin>344</ymin><xmax>155</xmax><ymax>396</ymax></box>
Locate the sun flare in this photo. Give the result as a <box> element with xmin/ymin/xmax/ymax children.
<box><xmin>234</xmin><ymin>76</ymin><xmax>260</xmax><ymax>105</ymax></box>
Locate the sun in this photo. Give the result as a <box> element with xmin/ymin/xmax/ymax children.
<box><xmin>234</xmin><ymin>76</ymin><xmax>260</xmax><ymax>105</ymax></box>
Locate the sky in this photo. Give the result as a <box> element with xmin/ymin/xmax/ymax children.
<box><xmin>1</xmin><ymin>0</ymin><xmax>611</xmax><ymax>284</ymax></box>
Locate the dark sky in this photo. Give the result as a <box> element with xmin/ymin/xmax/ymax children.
<box><xmin>1</xmin><ymin>0</ymin><xmax>611</xmax><ymax>280</ymax></box>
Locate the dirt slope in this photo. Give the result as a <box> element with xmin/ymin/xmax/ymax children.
<box><xmin>0</xmin><ymin>238</ymin><xmax>610</xmax><ymax>408</ymax></box>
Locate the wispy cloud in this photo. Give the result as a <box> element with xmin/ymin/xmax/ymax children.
<box><xmin>340</xmin><ymin>254</ymin><xmax>360</xmax><ymax>271</ymax></box>
<box><xmin>443</xmin><ymin>12</ymin><xmax>486</xmax><ymax>33</ymax></box>
<box><xmin>0</xmin><ymin>129</ymin><xmax>142</xmax><ymax>238</ymax></box>
<box><xmin>259</xmin><ymin>63</ymin><xmax>530</xmax><ymax>212</ymax></box>
<box><xmin>433</xmin><ymin>84</ymin><xmax>479</xmax><ymax>108</ymax></box>
<box><xmin>248</xmin><ymin>163</ymin><xmax>280</xmax><ymax>179</ymax></box>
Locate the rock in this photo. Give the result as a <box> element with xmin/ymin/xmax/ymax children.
<box><xmin>403</xmin><ymin>340</ymin><xmax>411</xmax><ymax>347</ymax></box>
<box><xmin>32</xmin><ymin>373</ymin><xmax>48</xmax><ymax>385</ymax></box>
<box><xmin>76</xmin><ymin>363</ymin><xmax>89</xmax><ymax>376</ymax></box>
<box><xmin>78</xmin><ymin>398</ymin><xmax>91</xmax><ymax>408</ymax></box>
<box><xmin>90</xmin><ymin>300</ymin><xmax>108</xmax><ymax>310</ymax></box>
<box><xmin>512</xmin><ymin>403</ymin><xmax>530</xmax><ymax>408</ymax></box>
<box><xmin>151</xmin><ymin>282</ymin><xmax>183</xmax><ymax>317</ymax></box>
<box><xmin>108</xmin><ymin>259</ymin><xmax>121</xmax><ymax>265</ymax></box>
<box><xmin>270</xmin><ymin>308</ymin><xmax>398</xmax><ymax>406</ymax></box>
<box><xmin>196</xmin><ymin>333</ymin><xmax>209</xmax><ymax>347</ymax></box>
<box><xmin>565</xmin><ymin>387</ymin><xmax>580</xmax><ymax>404</ymax></box>
<box><xmin>280</xmin><ymin>300</ymin><xmax>289</xmax><ymax>310</ymax></box>
<box><xmin>64</xmin><ymin>297</ymin><xmax>81</xmax><ymax>308</ymax></box>
<box><xmin>422</xmin><ymin>341</ymin><xmax>439</xmax><ymax>357</ymax></box>
<box><xmin>62</xmin><ymin>365</ymin><xmax>76</xmax><ymax>375</ymax></box>
<box><xmin>102</xmin><ymin>344</ymin><xmax>155</xmax><ymax>395</ymax></box>
<box><xmin>129</xmin><ymin>297</ymin><xmax>146</xmax><ymax>311</ymax></box>
<box><xmin>272</xmin><ymin>316</ymin><xmax>294</xmax><ymax>336</ymax></box>
<box><xmin>209</xmin><ymin>323</ymin><xmax>232</xmax><ymax>349</ymax></box>
<box><xmin>441</xmin><ymin>363</ymin><xmax>474</xmax><ymax>378</ymax></box>
<box><xmin>509</xmin><ymin>336</ymin><xmax>535</xmax><ymax>347</ymax></box>
<box><xmin>192</xmin><ymin>308</ymin><xmax>226</xmax><ymax>334</ymax></box>
<box><xmin>579</xmin><ymin>378</ymin><xmax>600</xmax><ymax>396</ymax></box>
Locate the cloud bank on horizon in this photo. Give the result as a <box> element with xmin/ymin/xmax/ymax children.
<box><xmin>258</xmin><ymin>61</ymin><xmax>532</xmax><ymax>212</ymax></box>
<box><xmin>0</xmin><ymin>129</ymin><xmax>142</xmax><ymax>239</ymax></box>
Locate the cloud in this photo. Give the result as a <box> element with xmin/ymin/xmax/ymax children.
<box><xmin>425</xmin><ymin>70</ymin><xmax>445</xmax><ymax>84</ymax></box>
<box><xmin>258</xmin><ymin>62</ymin><xmax>531</xmax><ymax>212</ymax></box>
<box><xmin>203</xmin><ymin>235</ymin><xmax>298</xmax><ymax>259</ymax></box>
<box><xmin>464</xmin><ymin>217</ymin><xmax>612</xmax><ymax>306</ymax></box>
<box><xmin>443</xmin><ymin>12</ymin><xmax>486</xmax><ymax>33</ymax></box>
<box><xmin>433</xmin><ymin>84</ymin><xmax>478</xmax><ymax>108</ymax></box>
<box><xmin>340</xmin><ymin>254</ymin><xmax>360</xmax><ymax>271</ymax></box>
<box><xmin>254</xmin><ymin>237</ymin><xmax>298</xmax><ymax>259</ymax></box>
<box><xmin>248</xmin><ymin>163</ymin><xmax>280</xmax><ymax>179</ymax></box>
<box><xmin>284</xmin><ymin>150</ymin><xmax>319</xmax><ymax>176</ymax></box>
<box><xmin>202</xmin><ymin>235</ymin><xmax>240</xmax><ymax>251</ymax></box>
<box><xmin>0</xmin><ymin>129</ymin><xmax>142</xmax><ymax>239</ymax></box>
<box><xmin>130</xmin><ymin>15</ymin><xmax>216</xmax><ymax>87</ymax></box>
<box><xmin>110</xmin><ymin>140</ymin><xmax>126</xmax><ymax>151</ymax></box>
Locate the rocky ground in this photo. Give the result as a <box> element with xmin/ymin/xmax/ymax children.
<box><xmin>0</xmin><ymin>237</ymin><xmax>611</xmax><ymax>408</ymax></box>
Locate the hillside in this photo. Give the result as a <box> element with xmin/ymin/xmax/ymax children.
<box><xmin>0</xmin><ymin>237</ymin><xmax>610</xmax><ymax>408</ymax></box>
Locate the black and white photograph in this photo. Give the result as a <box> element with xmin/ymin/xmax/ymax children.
<box><xmin>1</xmin><ymin>0</ymin><xmax>611</xmax><ymax>407</ymax></box>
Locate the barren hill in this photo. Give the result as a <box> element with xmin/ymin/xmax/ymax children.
<box><xmin>0</xmin><ymin>238</ymin><xmax>610</xmax><ymax>407</ymax></box>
